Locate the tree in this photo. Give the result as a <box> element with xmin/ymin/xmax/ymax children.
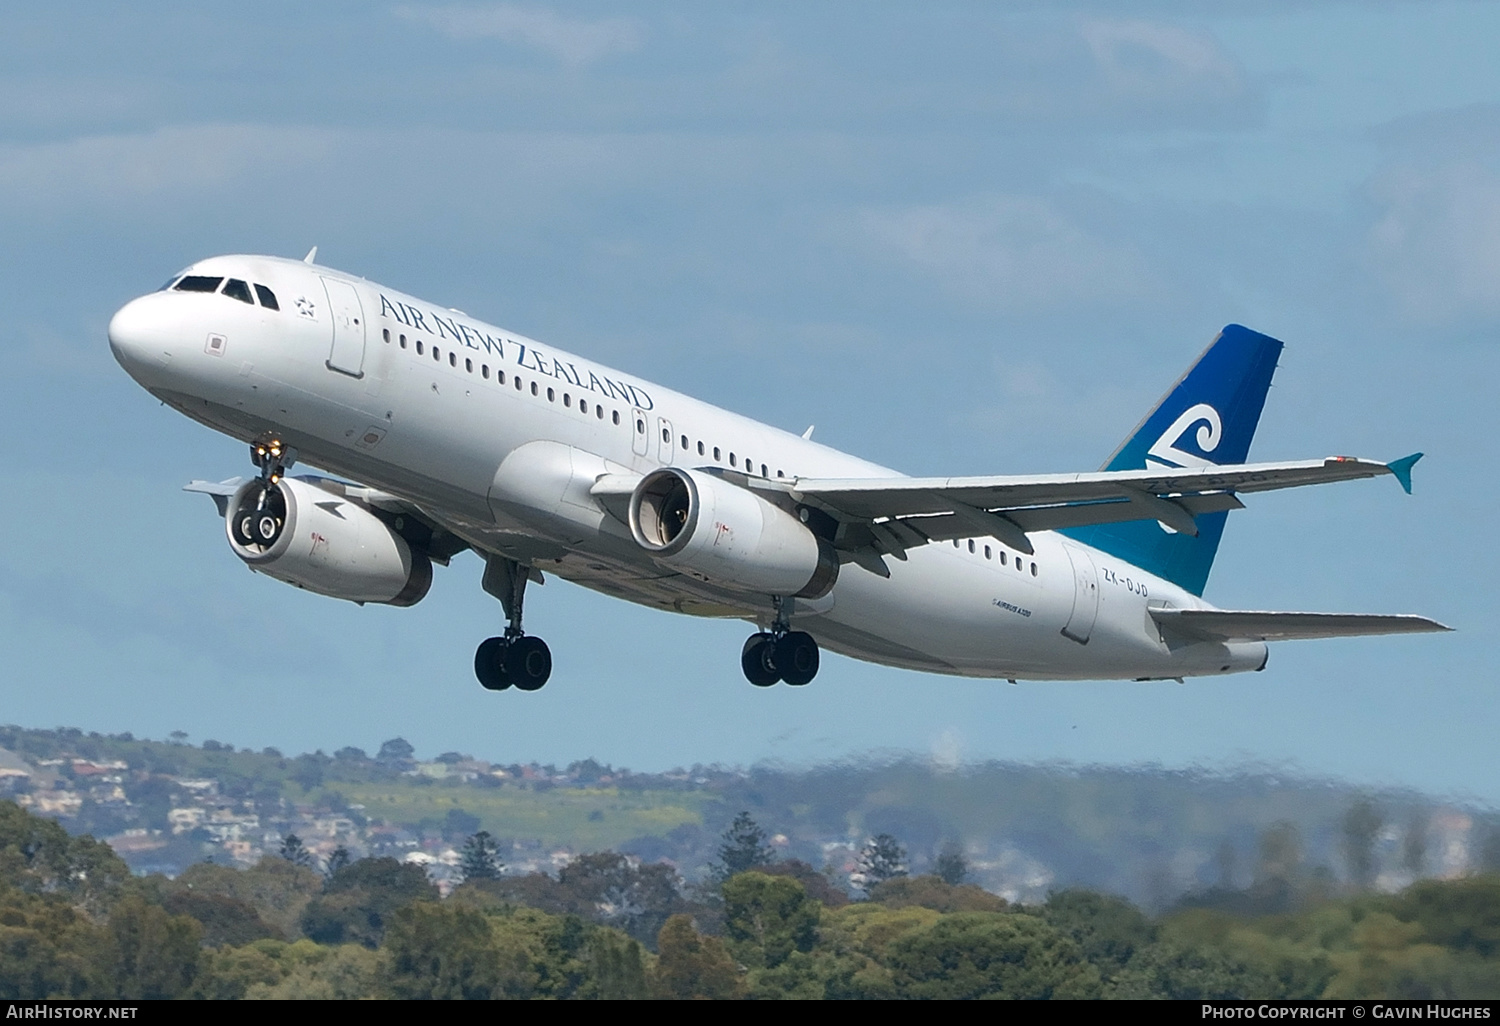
<box><xmin>556</xmin><ymin>851</ymin><xmax>683</xmax><ymax>946</ymax></box>
<box><xmin>857</xmin><ymin>834</ymin><xmax>907</xmax><ymax>893</ymax></box>
<box><xmin>935</xmin><ymin>840</ymin><xmax>968</xmax><ymax>886</ymax></box>
<box><xmin>107</xmin><ymin>895</ymin><xmax>203</xmax><ymax>999</ymax></box>
<box><xmin>651</xmin><ymin>914</ymin><xmax>743</xmax><ymax>999</ymax></box>
<box><xmin>722</xmin><ymin>872</ymin><xmax>820</xmax><ymax>969</ymax></box>
<box><xmin>885</xmin><ymin>911</ymin><xmax>1101</xmax><ymax>999</ymax></box>
<box><xmin>376</xmin><ymin>737</ymin><xmax>415</xmax><ymax>769</ymax></box>
<box><xmin>1043</xmin><ymin>889</ymin><xmax>1153</xmax><ymax>974</ymax></box>
<box><xmin>716</xmin><ymin>811</ymin><xmax>774</xmax><ymax>879</ymax></box>
<box><xmin>384</xmin><ymin>902</ymin><xmax>501</xmax><ymax>1000</ymax></box>
<box><xmin>278</xmin><ymin>834</ymin><xmax>313</xmax><ymax>868</ymax></box>
<box><xmin>1342</xmin><ymin>799</ymin><xmax>1384</xmax><ymax>891</ymax></box>
<box><xmin>302</xmin><ymin>856</ymin><xmax>439</xmax><ymax>947</ymax></box>
<box><xmin>459</xmin><ymin>831</ymin><xmax>503</xmax><ymax>883</ymax></box>
<box><xmin>323</xmin><ymin>845</ymin><xmax>352</xmax><ymax>880</ymax></box>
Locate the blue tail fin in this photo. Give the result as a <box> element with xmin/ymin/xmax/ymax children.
<box><xmin>1061</xmin><ymin>324</ymin><xmax>1283</xmax><ymax>596</ymax></box>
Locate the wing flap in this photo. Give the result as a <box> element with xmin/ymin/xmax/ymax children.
<box><xmin>1150</xmin><ymin>608</ymin><xmax>1452</xmax><ymax>642</ymax></box>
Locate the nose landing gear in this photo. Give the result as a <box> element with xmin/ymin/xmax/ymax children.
<box><xmin>475</xmin><ymin>556</ymin><xmax>553</xmax><ymax>692</ymax></box>
<box><xmin>230</xmin><ymin>436</ymin><xmax>299</xmax><ymax>549</ymax></box>
<box><xmin>741</xmin><ymin>597</ymin><xmax>820</xmax><ymax>687</ymax></box>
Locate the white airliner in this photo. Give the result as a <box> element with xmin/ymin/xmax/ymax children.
<box><xmin>107</xmin><ymin>252</ymin><xmax>1449</xmax><ymax>691</ymax></box>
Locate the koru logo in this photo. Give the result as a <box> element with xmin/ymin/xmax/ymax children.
<box><xmin>1146</xmin><ymin>402</ymin><xmax>1222</xmax><ymax>470</ymax></box>
<box><xmin>295</xmin><ymin>296</ymin><xmax>317</xmax><ymax>319</ymax></box>
<box><xmin>1144</xmin><ymin>402</ymin><xmax>1222</xmax><ymax>535</ymax></box>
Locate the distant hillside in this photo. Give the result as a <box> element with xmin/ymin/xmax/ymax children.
<box><xmin>2</xmin><ymin>723</ymin><xmax>1495</xmax><ymax>907</ymax></box>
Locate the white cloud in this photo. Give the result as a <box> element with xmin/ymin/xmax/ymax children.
<box><xmin>1365</xmin><ymin>161</ymin><xmax>1500</xmax><ymax>323</ymax></box>
<box><xmin>0</xmin><ymin>124</ymin><xmax>337</xmax><ymax>205</ymax></box>
<box><xmin>395</xmin><ymin>4</ymin><xmax>644</xmax><ymax>67</ymax></box>
<box><xmin>1078</xmin><ymin>17</ymin><xmax>1247</xmax><ymax>110</ymax></box>
<box><xmin>859</xmin><ymin>193</ymin><xmax>1158</xmax><ymax>310</ymax></box>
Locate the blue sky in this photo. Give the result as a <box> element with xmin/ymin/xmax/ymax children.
<box><xmin>0</xmin><ymin>2</ymin><xmax>1494</xmax><ymax>802</ymax></box>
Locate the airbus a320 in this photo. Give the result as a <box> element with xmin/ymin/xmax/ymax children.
<box><xmin>108</xmin><ymin>252</ymin><xmax>1449</xmax><ymax>693</ymax></box>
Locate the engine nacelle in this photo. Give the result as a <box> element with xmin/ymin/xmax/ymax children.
<box><xmin>225</xmin><ymin>477</ymin><xmax>432</xmax><ymax>606</ymax></box>
<box><xmin>628</xmin><ymin>468</ymin><xmax>838</xmax><ymax>599</ymax></box>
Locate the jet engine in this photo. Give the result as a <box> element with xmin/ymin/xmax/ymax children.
<box><xmin>225</xmin><ymin>477</ymin><xmax>432</xmax><ymax>606</ymax></box>
<box><xmin>628</xmin><ymin>468</ymin><xmax>838</xmax><ymax>599</ymax></box>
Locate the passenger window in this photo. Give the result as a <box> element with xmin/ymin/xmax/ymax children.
<box><xmin>399</xmin><ymin>334</ymin><xmax>407</xmax><ymax>349</ymax></box>
<box><xmin>499</xmin><ymin>370</ymin><xmax>506</xmax><ymax>385</ymax></box>
<box><xmin>254</xmin><ymin>284</ymin><xmax>279</xmax><ymax>309</ymax></box>
<box><xmin>482</xmin><ymin>364</ymin><xmax>489</xmax><ymax>379</ymax></box>
<box><xmin>661</xmin><ymin>427</ymin><xmax>670</xmax><ymax>443</ymax></box>
<box><xmin>547</xmin><ymin>387</ymin><xmax>555</xmax><ymax>402</ymax></box>
<box><xmin>713</xmin><ymin>447</ymin><xmax>721</xmax><ymax>461</ymax></box>
<box><xmin>777</xmin><ymin>470</ymin><xmax>785</xmax><ymax>478</ymax></box>
<box><xmin>579</xmin><ymin>399</ymin><xmax>588</xmax><ymax>414</ymax></box>
<box><xmin>531</xmin><ymin>382</ymin><xmax>538</xmax><ymax>396</ymax></box>
<box><xmin>222</xmin><ymin>279</ymin><xmax>253</xmax><ymax>304</ymax></box>
<box><xmin>681</xmin><ymin>435</ymin><xmax>688</xmax><ymax>450</ymax></box>
<box><xmin>1000</xmin><ymin>552</ymin><xmax>1007</xmax><ymax>566</ymax></box>
<box><xmin>448</xmin><ymin>352</ymin><xmax>456</xmax><ymax>367</ymax></box>
<box><xmin>382</xmin><ymin>329</ymin><xmax>390</xmax><ymax>343</ymax></box>
<box><xmin>596</xmin><ymin>406</ymin><xmax>604</xmax><ymax>420</ymax></box>
<box><xmin>968</xmin><ymin>540</ymin><xmax>975</xmax><ymax>554</ymax></box>
<box><xmin>761</xmin><ymin>463</ymin><xmax>768</xmax><ymax>477</ymax></box>
<box><xmin>174</xmin><ymin>275</ymin><xmax>222</xmax><ymax>293</ymax></box>
<box><xmin>636</xmin><ymin>417</ymin><xmax>645</xmax><ymax>434</ymax></box>
<box><xmin>985</xmin><ymin>545</ymin><xmax>992</xmax><ymax>560</ymax></box>
<box><xmin>433</xmin><ymin>347</ymin><xmax>441</xmax><ymax>361</ymax></box>
<box><xmin>612</xmin><ymin>410</ymin><xmax>620</xmax><ymax>425</ymax></box>
<box><xmin>416</xmin><ymin>341</ymin><xmax>424</xmax><ymax>355</ymax></box>
<box><xmin>564</xmin><ymin>393</ymin><xmax>571</xmax><ymax>407</ymax></box>
<box><xmin>1031</xmin><ymin>562</ymin><xmax>1038</xmax><ymax>576</ymax></box>
<box><xmin>697</xmin><ymin>441</ymin><xmax>705</xmax><ymax>456</ymax></box>
<box><xmin>465</xmin><ymin>357</ymin><xmax>472</xmax><ymax>372</ymax></box>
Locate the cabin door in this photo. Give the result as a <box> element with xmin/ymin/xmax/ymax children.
<box><xmin>1060</xmin><ymin>543</ymin><xmax>1100</xmax><ymax>645</ymax></box>
<box><xmin>321</xmin><ymin>277</ymin><xmax>366</xmax><ymax>378</ymax></box>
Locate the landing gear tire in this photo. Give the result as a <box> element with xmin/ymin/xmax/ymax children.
<box><xmin>252</xmin><ymin>512</ymin><xmax>282</xmax><ymax>546</ymax></box>
<box><xmin>776</xmin><ymin>631</ymin><xmax>820</xmax><ymax>686</ymax></box>
<box><xmin>741</xmin><ymin>633</ymin><xmax>780</xmax><ymax>687</ymax></box>
<box><xmin>474</xmin><ymin>637</ymin><xmax>511</xmax><ymax>691</ymax></box>
<box><xmin>506</xmin><ymin>635</ymin><xmax>552</xmax><ymax>691</ymax></box>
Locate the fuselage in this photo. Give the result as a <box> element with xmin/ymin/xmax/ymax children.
<box><xmin>108</xmin><ymin>254</ymin><xmax>1267</xmax><ymax>681</ymax></box>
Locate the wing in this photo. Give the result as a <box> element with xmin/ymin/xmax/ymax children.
<box><xmin>1150</xmin><ymin>609</ymin><xmax>1452</xmax><ymax>642</ymax></box>
<box><xmin>773</xmin><ymin>454</ymin><xmax>1420</xmax><ymax>569</ymax></box>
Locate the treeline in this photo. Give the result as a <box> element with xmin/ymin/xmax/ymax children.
<box><xmin>3</xmin><ymin>800</ymin><xmax>1500</xmax><ymax>999</ymax></box>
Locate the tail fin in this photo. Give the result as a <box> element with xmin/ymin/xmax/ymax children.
<box><xmin>1061</xmin><ymin>324</ymin><xmax>1283</xmax><ymax>596</ymax></box>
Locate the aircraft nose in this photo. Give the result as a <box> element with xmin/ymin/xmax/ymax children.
<box><xmin>108</xmin><ymin>294</ymin><xmax>169</xmax><ymax>377</ymax></box>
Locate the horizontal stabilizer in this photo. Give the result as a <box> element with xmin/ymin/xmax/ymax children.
<box><xmin>1150</xmin><ymin>608</ymin><xmax>1452</xmax><ymax>643</ymax></box>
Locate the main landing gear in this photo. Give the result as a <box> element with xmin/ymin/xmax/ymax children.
<box><xmin>741</xmin><ymin>597</ymin><xmax>820</xmax><ymax>687</ymax></box>
<box><xmin>230</xmin><ymin>436</ymin><xmax>297</xmax><ymax>548</ymax></box>
<box><xmin>475</xmin><ymin>556</ymin><xmax>552</xmax><ymax>692</ymax></box>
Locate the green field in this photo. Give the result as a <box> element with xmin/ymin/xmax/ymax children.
<box><xmin>324</xmin><ymin>780</ymin><xmax>716</xmax><ymax>850</ymax></box>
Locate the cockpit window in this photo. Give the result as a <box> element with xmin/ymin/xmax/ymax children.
<box><xmin>174</xmin><ymin>275</ymin><xmax>223</xmax><ymax>293</ymax></box>
<box><xmin>159</xmin><ymin>277</ymin><xmax>181</xmax><ymax>291</ymax></box>
<box><xmin>222</xmin><ymin>279</ymin><xmax>254</xmax><ymax>304</ymax></box>
<box><xmin>254</xmin><ymin>284</ymin><xmax>279</xmax><ymax>310</ymax></box>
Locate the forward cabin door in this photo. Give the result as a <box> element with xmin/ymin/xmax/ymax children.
<box><xmin>1060</xmin><ymin>542</ymin><xmax>1100</xmax><ymax>645</ymax></box>
<box><xmin>322</xmin><ymin>277</ymin><xmax>366</xmax><ymax>378</ymax></box>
